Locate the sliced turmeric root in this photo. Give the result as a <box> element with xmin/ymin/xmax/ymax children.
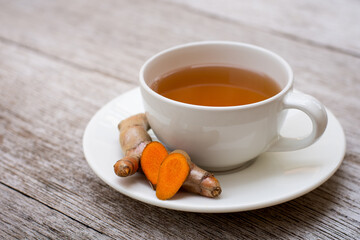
<box><xmin>140</xmin><ymin>141</ymin><xmax>168</xmax><ymax>189</ymax></box>
<box><xmin>156</xmin><ymin>152</ymin><xmax>190</xmax><ymax>200</ymax></box>
<box><xmin>114</xmin><ymin>113</ymin><xmax>222</xmax><ymax>198</ymax></box>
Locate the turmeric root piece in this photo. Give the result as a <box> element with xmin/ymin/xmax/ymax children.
<box><xmin>141</xmin><ymin>141</ymin><xmax>168</xmax><ymax>189</ymax></box>
<box><xmin>173</xmin><ymin>150</ymin><xmax>222</xmax><ymax>198</ymax></box>
<box><xmin>156</xmin><ymin>152</ymin><xmax>190</xmax><ymax>200</ymax></box>
<box><xmin>114</xmin><ymin>113</ymin><xmax>222</xmax><ymax>198</ymax></box>
<box><xmin>114</xmin><ymin>113</ymin><xmax>151</xmax><ymax>177</ymax></box>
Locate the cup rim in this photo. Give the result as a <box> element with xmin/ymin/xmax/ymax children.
<box><xmin>139</xmin><ymin>41</ymin><xmax>293</xmax><ymax>111</ymax></box>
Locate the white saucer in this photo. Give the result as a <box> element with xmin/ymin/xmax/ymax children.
<box><xmin>83</xmin><ymin>88</ymin><xmax>346</xmax><ymax>213</ymax></box>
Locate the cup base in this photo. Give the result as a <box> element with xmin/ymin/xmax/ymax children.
<box><xmin>200</xmin><ymin>158</ymin><xmax>256</xmax><ymax>174</ymax></box>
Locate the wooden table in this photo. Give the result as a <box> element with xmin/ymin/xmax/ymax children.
<box><xmin>1</xmin><ymin>0</ymin><xmax>359</xmax><ymax>239</ymax></box>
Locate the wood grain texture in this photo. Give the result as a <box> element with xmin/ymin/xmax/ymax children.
<box><xmin>0</xmin><ymin>184</ymin><xmax>111</xmax><ymax>239</ymax></box>
<box><xmin>0</xmin><ymin>0</ymin><xmax>359</xmax><ymax>239</ymax></box>
<box><xmin>166</xmin><ymin>0</ymin><xmax>360</xmax><ymax>57</ymax></box>
<box><xmin>1</xmin><ymin>0</ymin><xmax>359</xmax><ymax>152</ymax></box>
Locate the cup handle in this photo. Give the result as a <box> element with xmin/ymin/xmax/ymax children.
<box><xmin>268</xmin><ymin>91</ymin><xmax>328</xmax><ymax>152</ymax></box>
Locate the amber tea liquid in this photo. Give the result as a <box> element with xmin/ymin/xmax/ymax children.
<box><xmin>151</xmin><ymin>65</ymin><xmax>281</xmax><ymax>107</ymax></box>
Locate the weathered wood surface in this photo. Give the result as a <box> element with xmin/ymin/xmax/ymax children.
<box><xmin>168</xmin><ymin>0</ymin><xmax>360</xmax><ymax>57</ymax></box>
<box><xmin>0</xmin><ymin>0</ymin><xmax>359</xmax><ymax>239</ymax></box>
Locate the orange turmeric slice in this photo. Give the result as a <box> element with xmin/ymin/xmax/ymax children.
<box><xmin>156</xmin><ymin>152</ymin><xmax>190</xmax><ymax>200</ymax></box>
<box><xmin>140</xmin><ymin>141</ymin><xmax>168</xmax><ymax>189</ymax></box>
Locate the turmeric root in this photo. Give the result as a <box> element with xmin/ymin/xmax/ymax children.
<box><xmin>140</xmin><ymin>141</ymin><xmax>168</xmax><ymax>189</ymax></box>
<box><xmin>114</xmin><ymin>113</ymin><xmax>222</xmax><ymax>198</ymax></box>
<box><xmin>173</xmin><ymin>150</ymin><xmax>222</xmax><ymax>198</ymax></box>
<box><xmin>156</xmin><ymin>152</ymin><xmax>190</xmax><ymax>200</ymax></box>
<box><xmin>113</xmin><ymin>113</ymin><xmax>151</xmax><ymax>177</ymax></box>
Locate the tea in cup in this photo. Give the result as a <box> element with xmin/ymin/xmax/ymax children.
<box><xmin>140</xmin><ymin>41</ymin><xmax>327</xmax><ymax>171</ymax></box>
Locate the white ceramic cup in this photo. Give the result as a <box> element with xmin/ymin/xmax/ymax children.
<box><xmin>139</xmin><ymin>41</ymin><xmax>327</xmax><ymax>171</ymax></box>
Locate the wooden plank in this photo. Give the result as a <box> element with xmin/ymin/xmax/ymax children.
<box><xmin>0</xmin><ymin>41</ymin><xmax>146</xmax><ymax>238</ymax></box>
<box><xmin>0</xmin><ymin>0</ymin><xmax>359</xmax><ymax>238</ymax></box>
<box><xmin>0</xmin><ymin>184</ymin><xmax>112</xmax><ymax>239</ymax></box>
<box><xmin>1</xmin><ymin>34</ymin><xmax>359</xmax><ymax>240</ymax></box>
<box><xmin>0</xmin><ymin>0</ymin><xmax>358</xmax><ymax>152</ymax></box>
<box><xmin>165</xmin><ymin>0</ymin><xmax>360</xmax><ymax>57</ymax></box>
